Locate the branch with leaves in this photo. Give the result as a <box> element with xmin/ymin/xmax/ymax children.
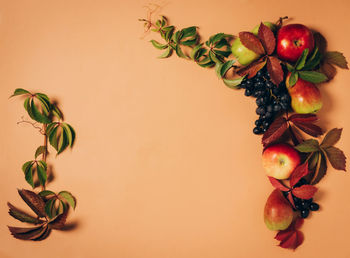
<box><xmin>7</xmin><ymin>89</ymin><xmax>77</xmax><ymax>241</ymax></box>
<box><xmin>141</xmin><ymin>14</ymin><xmax>348</xmax><ymax>250</ymax></box>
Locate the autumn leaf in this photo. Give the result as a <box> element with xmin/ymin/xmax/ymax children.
<box><xmin>292</xmin><ymin>184</ymin><xmax>317</xmax><ymax>199</ymax></box>
<box><xmin>290</xmin><ymin>163</ymin><xmax>310</xmax><ymax>187</ymax></box>
<box><xmin>324</xmin><ymin>146</ymin><xmax>346</xmax><ymax>171</ymax></box>
<box><xmin>262</xmin><ymin>116</ymin><xmax>288</xmax><ymax>147</ymax></box>
<box><xmin>7</xmin><ymin>202</ymin><xmax>43</xmax><ymax>224</ymax></box>
<box><xmin>275</xmin><ymin>218</ymin><xmax>304</xmax><ymax>250</ymax></box>
<box><xmin>49</xmin><ymin>210</ymin><xmax>68</xmax><ymax>230</ymax></box>
<box><xmin>18</xmin><ymin>189</ymin><xmax>46</xmax><ymax>217</ymax></box>
<box><xmin>288</xmin><ymin>114</ymin><xmax>323</xmax><ymax>137</ymax></box>
<box><xmin>310</xmin><ymin>152</ymin><xmax>328</xmax><ymax>185</ymax></box>
<box><xmin>320</xmin><ymin>128</ymin><xmax>342</xmax><ymax>148</ymax></box>
<box><xmin>236</xmin><ymin>58</ymin><xmax>266</xmax><ymax>78</ymax></box>
<box><xmin>8</xmin><ymin>225</ymin><xmax>48</xmax><ymax>241</ymax></box>
<box><xmin>324</xmin><ymin>51</ymin><xmax>349</xmax><ymax>69</ymax></box>
<box><xmin>268</xmin><ymin>177</ymin><xmax>290</xmax><ymax>191</ymax></box>
<box><xmin>239</xmin><ymin>32</ymin><xmax>265</xmax><ymax>55</ymax></box>
<box><xmin>266</xmin><ymin>56</ymin><xmax>284</xmax><ymax>86</ymax></box>
<box><xmin>258</xmin><ymin>23</ymin><xmax>276</xmax><ymax>55</ymax></box>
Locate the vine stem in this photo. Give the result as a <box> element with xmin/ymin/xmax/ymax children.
<box><xmin>42</xmin><ymin>124</ymin><xmax>48</xmax><ymax>191</ymax></box>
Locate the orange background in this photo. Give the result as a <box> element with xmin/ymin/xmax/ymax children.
<box><xmin>1</xmin><ymin>0</ymin><xmax>350</xmax><ymax>257</ymax></box>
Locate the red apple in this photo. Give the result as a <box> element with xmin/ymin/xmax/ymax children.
<box><xmin>277</xmin><ymin>24</ymin><xmax>314</xmax><ymax>62</ymax></box>
<box><xmin>262</xmin><ymin>143</ymin><xmax>300</xmax><ymax>179</ymax></box>
<box><xmin>264</xmin><ymin>189</ymin><xmax>294</xmax><ymax>230</ymax></box>
<box><xmin>286</xmin><ymin>73</ymin><xmax>322</xmax><ymax>114</ymax></box>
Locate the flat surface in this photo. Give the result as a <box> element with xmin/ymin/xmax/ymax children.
<box><xmin>0</xmin><ymin>0</ymin><xmax>350</xmax><ymax>257</ymax></box>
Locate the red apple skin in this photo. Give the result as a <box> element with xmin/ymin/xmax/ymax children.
<box><xmin>277</xmin><ymin>24</ymin><xmax>314</xmax><ymax>62</ymax></box>
<box><xmin>286</xmin><ymin>74</ymin><xmax>323</xmax><ymax>114</ymax></box>
<box><xmin>262</xmin><ymin>143</ymin><xmax>300</xmax><ymax>180</ymax></box>
<box><xmin>264</xmin><ymin>189</ymin><xmax>294</xmax><ymax>230</ymax></box>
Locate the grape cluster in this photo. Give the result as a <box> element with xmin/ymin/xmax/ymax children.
<box><xmin>238</xmin><ymin>67</ymin><xmax>291</xmax><ymax>135</ymax></box>
<box><xmin>283</xmin><ymin>179</ymin><xmax>320</xmax><ymax>219</ymax></box>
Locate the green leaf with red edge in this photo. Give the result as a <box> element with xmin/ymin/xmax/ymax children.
<box><xmin>268</xmin><ymin>177</ymin><xmax>290</xmax><ymax>191</ymax></box>
<box><xmin>294</xmin><ymin>139</ymin><xmax>320</xmax><ymax>153</ymax></box>
<box><xmin>323</xmin><ymin>146</ymin><xmax>346</xmax><ymax>171</ymax></box>
<box><xmin>310</xmin><ymin>152</ymin><xmax>328</xmax><ymax>185</ymax></box>
<box><xmin>290</xmin><ymin>163</ymin><xmax>310</xmax><ymax>187</ymax></box>
<box><xmin>292</xmin><ymin>184</ymin><xmax>317</xmax><ymax>199</ymax></box>
<box><xmin>262</xmin><ymin>116</ymin><xmax>288</xmax><ymax>147</ymax></box>
<box><xmin>258</xmin><ymin>23</ymin><xmax>275</xmax><ymax>55</ymax></box>
<box><xmin>320</xmin><ymin>128</ymin><xmax>342</xmax><ymax>148</ymax></box>
<box><xmin>236</xmin><ymin>58</ymin><xmax>266</xmax><ymax>79</ymax></box>
<box><xmin>266</xmin><ymin>56</ymin><xmax>284</xmax><ymax>86</ymax></box>
<box><xmin>239</xmin><ymin>32</ymin><xmax>265</xmax><ymax>55</ymax></box>
<box><xmin>324</xmin><ymin>51</ymin><xmax>349</xmax><ymax>69</ymax></box>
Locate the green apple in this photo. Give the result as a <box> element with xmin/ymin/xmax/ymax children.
<box><xmin>231</xmin><ymin>38</ymin><xmax>260</xmax><ymax>66</ymax></box>
<box><xmin>251</xmin><ymin>21</ymin><xmax>276</xmax><ymax>36</ymax></box>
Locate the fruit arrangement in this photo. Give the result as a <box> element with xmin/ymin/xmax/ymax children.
<box><xmin>140</xmin><ymin>13</ymin><xmax>348</xmax><ymax>250</ymax></box>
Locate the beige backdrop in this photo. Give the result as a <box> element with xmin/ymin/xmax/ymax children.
<box><xmin>1</xmin><ymin>0</ymin><xmax>350</xmax><ymax>257</ymax></box>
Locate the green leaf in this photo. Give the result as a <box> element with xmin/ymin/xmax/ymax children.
<box><xmin>61</xmin><ymin>123</ymin><xmax>75</xmax><ymax>148</ymax></box>
<box><xmin>286</xmin><ymin>63</ymin><xmax>294</xmax><ymax>72</ymax></box>
<box><xmin>7</xmin><ymin>202</ymin><xmax>42</xmax><ymax>224</ymax></box>
<box><xmin>298</xmin><ymin>71</ymin><xmax>328</xmax><ymax>83</ymax></box>
<box><xmin>321</xmin><ymin>128</ymin><xmax>343</xmax><ymax>148</ymax></box>
<box><xmin>213</xmin><ymin>49</ymin><xmax>231</xmax><ymax>58</ymax></box>
<box><xmin>311</xmin><ymin>152</ymin><xmax>328</xmax><ymax>185</ymax></box>
<box><xmin>172</xmin><ymin>30</ymin><xmax>184</xmax><ymax>44</ymax></box>
<box><xmin>324</xmin><ymin>51</ymin><xmax>349</xmax><ymax>69</ymax></box>
<box><xmin>46</xmin><ymin>122</ymin><xmax>59</xmax><ymax>135</ymax></box>
<box><xmin>48</xmin><ymin>125</ymin><xmax>59</xmax><ymax>151</ymax></box>
<box><xmin>44</xmin><ymin>198</ymin><xmax>55</xmax><ymax>219</ymax></box>
<box><xmin>209</xmin><ymin>33</ymin><xmax>225</xmax><ymax>46</ymax></box>
<box><xmin>30</xmin><ymin>99</ymin><xmax>51</xmax><ymax>124</ymax></box>
<box><xmin>209</xmin><ymin>51</ymin><xmax>221</xmax><ymax>64</ymax></box>
<box><xmin>58</xmin><ymin>191</ymin><xmax>76</xmax><ymax>210</ymax></box>
<box><xmin>11</xmin><ymin>88</ymin><xmax>30</xmax><ymax>97</ymax></box>
<box><xmin>35</xmin><ymin>93</ymin><xmax>51</xmax><ymax>115</ymax></box>
<box><xmin>181</xmin><ymin>36</ymin><xmax>198</xmax><ymax>46</ymax></box>
<box><xmin>162</xmin><ymin>26</ymin><xmax>175</xmax><ymax>41</ymax></box>
<box><xmin>181</xmin><ymin>26</ymin><xmax>197</xmax><ymax>38</ymax></box>
<box><xmin>197</xmin><ymin>56</ymin><xmax>215</xmax><ymax>68</ymax></box>
<box><xmin>39</xmin><ymin>190</ymin><xmax>56</xmax><ymax>197</ymax></box>
<box><xmin>190</xmin><ymin>43</ymin><xmax>203</xmax><ymax>60</ymax></box>
<box><xmin>220</xmin><ymin>60</ymin><xmax>235</xmax><ymax>77</ymax></box>
<box><xmin>35</xmin><ymin>146</ymin><xmax>46</xmax><ymax>159</ymax></box>
<box><xmin>37</xmin><ymin>160</ymin><xmax>47</xmax><ymax>170</ymax></box>
<box><xmin>215</xmin><ymin>63</ymin><xmax>223</xmax><ymax>78</ymax></box>
<box><xmin>57</xmin><ymin>127</ymin><xmax>69</xmax><ymax>154</ymax></box>
<box><xmin>24</xmin><ymin>163</ymin><xmax>34</xmax><ymax>188</ymax></box>
<box><xmin>37</xmin><ymin>163</ymin><xmax>47</xmax><ymax>187</ymax></box>
<box><xmin>24</xmin><ymin>97</ymin><xmax>35</xmax><ymax>120</ymax></box>
<box><xmin>175</xmin><ymin>45</ymin><xmax>187</xmax><ymax>58</ymax></box>
<box><xmin>150</xmin><ymin>40</ymin><xmax>168</xmax><ymax>50</ymax></box>
<box><xmin>295</xmin><ymin>139</ymin><xmax>320</xmax><ymax>153</ymax></box>
<box><xmin>304</xmin><ymin>47</ymin><xmax>322</xmax><ymax>70</ymax></box>
<box><xmin>51</xmin><ymin>104</ymin><xmax>63</xmax><ymax>119</ymax></box>
<box><xmin>288</xmin><ymin>71</ymin><xmax>299</xmax><ymax>87</ymax></box>
<box><xmin>22</xmin><ymin>161</ymin><xmax>33</xmax><ymax>173</ymax></box>
<box><xmin>215</xmin><ymin>38</ymin><xmax>229</xmax><ymax>49</ymax></box>
<box><xmin>158</xmin><ymin>46</ymin><xmax>173</xmax><ymax>58</ymax></box>
<box><xmin>295</xmin><ymin>48</ymin><xmax>309</xmax><ymax>70</ymax></box>
<box><xmin>223</xmin><ymin>76</ymin><xmax>245</xmax><ymax>89</ymax></box>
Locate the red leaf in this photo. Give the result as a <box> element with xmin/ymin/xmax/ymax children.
<box><xmin>236</xmin><ymin>58</ymin><xmax>266</xmax><ymax>78</ymax></box>
<box><xmin>258</xmin><ymin>23</ymin><xmax>276</xmax><ymax>55</ymax></box>
<box><xmin>275</xmin><ymin>218</ymin><xmax>304</xmax><ymax>250</ymax></box>
<box><xmin>287</xmin><ymin>192</ymin><xmax>295</xmax><ymax>209</ymax></box>
<box><xmin>262</xmin><ymin>116</ymin><xmax>288</xmax><ymax>147</ymax></box>
<box><xmin>49</xmin><ymin>210</ymin><xmax>68</xmax><ymax>229</ymax></box>
<box><xmin>324</xmin><ymin>146</ymin><xmax>347</xmax><ymax>171</ymax></box>
<box><xmin>321</xmin><ymin>128</ymin><xmax>343</xmax><ymax>148</ymax></box>
<box><xmin>292</xmin><ymin>184</ymin><xmax>318</xmax><ymax>199</ymax></box>
<box><xmin>290</xmin><ymin>163</ymin><xmax>310</xmax><ymax>187</ymax></box>
<box><xmin>292</xmin><ymin>121</ymin><xmax>323</xmax><ymax>137</ymax></box>
<box><xmin>288</xmin><ymin>114</ymin><xmax>318</xmax><ymax>124</ymax></box>
<box><xmin>239</xmin><ymin>32</ymin><xmax>265</xmax><ymax>55</ymax></box>
<box><xmin>267</xmin><ymin>56</ymin><xmax>284</xmax><ymax>86</ymax></box>
<box><xmin>289</xmin><ymin>126</ymin><xmax>304</xmax><ymax>146</ymax></box>
<box><xmin>268</xmin><ymin>177</ymin><xmax>290</xmax><ymax>191</ymax></box>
